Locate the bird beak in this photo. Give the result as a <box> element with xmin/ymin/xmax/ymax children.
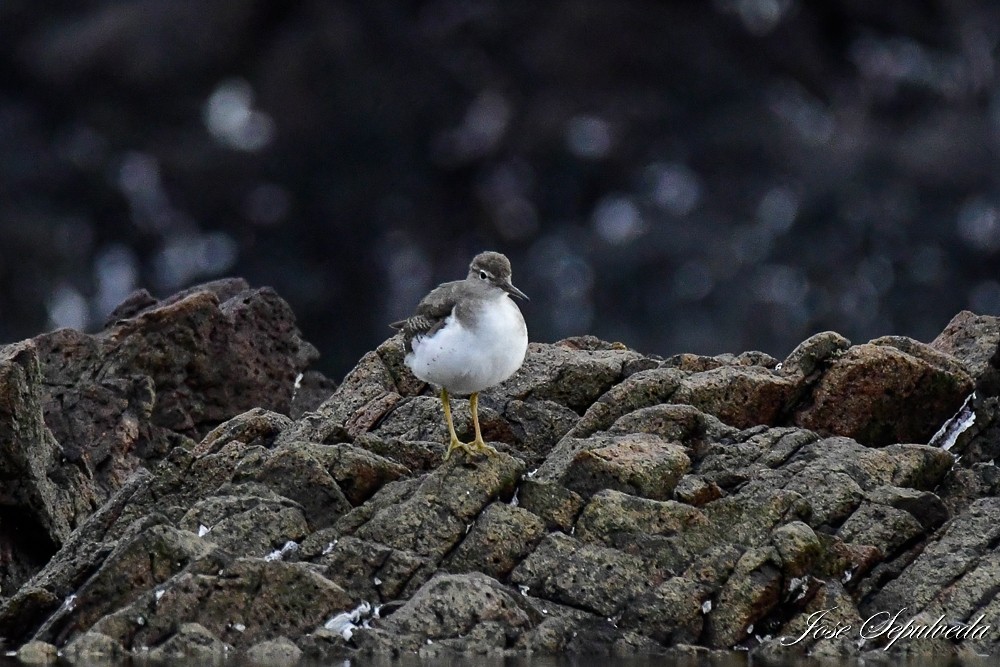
<box><xmin>505</xmin><ymin>282</ymin><xmax>529</xmax><ymax>301</ymax></box>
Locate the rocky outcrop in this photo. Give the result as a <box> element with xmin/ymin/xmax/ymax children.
<box><xmin>1</xmin><ymin>282</ymin><xmax>997</xmax><ymax>662</ymax></box>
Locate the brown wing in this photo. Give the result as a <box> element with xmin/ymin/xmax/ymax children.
<box><xmin>390</xmin><ymin>280</ymin><xmax>464</xmax><ymax>352</ymax></box>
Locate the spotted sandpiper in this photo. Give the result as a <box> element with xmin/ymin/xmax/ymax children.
<box><xmin>391</xmin><ymin>251</ymin><xmax>529</xmax><ymax>459</ymax></box>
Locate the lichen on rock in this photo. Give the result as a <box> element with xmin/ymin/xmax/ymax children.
<box><xmin>0</xmin><ymin>281</ymin><xmax>996</xmax><ymax>662</ymax></box>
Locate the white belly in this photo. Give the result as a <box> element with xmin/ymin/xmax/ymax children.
<box><xmin>405</xmin><ymin>295</ymin><xmax>528</xmax><ymax>395</ymax></box>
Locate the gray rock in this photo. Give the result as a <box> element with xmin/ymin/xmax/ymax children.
<box><xmin>15</xmin><ymin>640</ymin><xmax>58</xmax><ymax>664</ymax></box>
<box><xmin>510</xmin><ymin>532</ymin><xmax>658</xmax><ymax>617</ymax></box>
<box><xmin>245</xmin><ymin>636</ymin><xmax>303</xmax><ymax>666</ymax></box>
<box><xmin>444</xmin><ymin>502</ymin><xmax>547</xmax><ymax>579</ymax></box>
<box><xmin>61</xmin><ymin>631</ymin><xmax>124</xmax><ymax>664</ymax></box>
<box><xmin>6</xmin><ymin>289</ymin><xmax>1000</xmax><ymax>661</ymax></box>
<box><xmin>349</xmin><ymin>451</ymin><xmax>524</xmax><ymax>560</ymax></box>
<box><xmin>178</xmin><ymin>492</ymin><xmax>308</xmax><ymax>557</ymax></box>
<box><xmin>673</xmin><ymin>475</ymin><xmax>723</xmax><ymax>506</ymax></box>
<box><xmin>353</xmin><ymin>572</ymin><xmax>542</xmax><ymax>654</ymax></box>
<box><xmin>567</xmin><ymin>367</ymin><xmax>686</xmax><ymax>438</ymax></box>
<box><xmin>354</xmin><ymin>434</ymin><xmax>444</xmax><ymax>472</ymax></box>
<box><xmin>754</xmin><ymin>580</ymin><xmax>862</xmax><ymax>659</ymax></box>
<box><xmin>795</xmin><ymin>341</ymin><xmax>973</xmax><ymax>447</ymax></box>
<box><xmin>560</xmin><ymin>433</ymin><xmax>691</xmax><ymax>500</ymax></box>
<box><xmin>771</xmin><ymin>521</ymin><xmax>822</xmax><ymax>578</ymax></box>
<box><xmin>0</xmin><ymin>469</ymin><xmax>151</xmax><ymax>647</ymax></box>
<box><xmin>147</xmin><ymin>622</ymin><xmax>230</xmax><ymax>663</ymax></box>
<box><xmin>249</xmin><ymin>441</ymin><xmax>408</xmax><ymax>526</ymax></box>
<box><xmin>532</xmin><ymin>431</ymin><xmax>690</xmax><ymax>501</ymax></box>
<box><xmin>704</xmin><ymin>546</ymin><xmax>783</xmax><ymax>648</ymax></box>
<box><xmin>673</xmin><ymin>365</ymin><xmax>800</xmax><ymax>429</ymax></box>
<box><xmin>518</xmin><ymin>479</ymin><xmax>585</xmax><ymax>531</ymax></box>
<box><xmin>779</xmin><ymin>330</ymin><xmax>852</xmax><ymax>378</ymax></box>
<box><xmin>864</xmin><ymin>497</ymin><xmax>1000</xmax><ymax>618</ymax></box>
<box><xmin>502</xmin><ymin>398</ymin><xmax>580</xmax><ymax>464</ymax></box>
<box><xmin>620</xmin><ymin>576</ymin><xmax>711</xmax><ymax>644</ymax></box>
<box><xmin>192</xmin><ymin>407</ymin><xmax>292</xmax><ymax>457</ymax></box>
<box><xmin>930</xmin><ymin>310</ymin><xmax>1000</xmax><ymax>394</ymax></box>
<box><xmin>315</xmin><ymin>535</ymin><xmax>427</xmax><ymax>601</ymax></box>
<box><xmin>90</xmin><ymin>558</ymin><xmax>352</xmax><ymax>650</ymax></box>
<box><xmin>575</xmin><ymin>489</ymin><xmax>708</xmax><ymax>553</ymax></box>
<box><xmin>283</xmin><ymin>349</ymin><xmax>398</xmax><ymax>444</ymax></box>
<box><xmin>606</xmin><ymin>402</ymin><xmax>739</xmax><ymax>445</ymax></box>
<box><xmin>493</xmin><ymin>340</ymin><xmax>646</xmax><ymax>412</ymax></box>
<box><xmin>32</xmin><ymin>522</ymin><xmax>215</xmax><ymax>647</ymax></box>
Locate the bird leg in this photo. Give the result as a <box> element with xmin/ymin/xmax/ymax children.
<box><xmin>441</xmin><ymin>388</ymin><xmax>473</xmax><ymax>460</ymax></box>
<box><xmin>468</xmin><ymin>392</ymin><xmax>498</xmax><ymax>455</ymax></box>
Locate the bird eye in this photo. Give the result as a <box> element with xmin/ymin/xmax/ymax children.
<box><xmin>479</xmin><ymin>270</ymin><xmax>488</xmax><ymax>280</ymax></box>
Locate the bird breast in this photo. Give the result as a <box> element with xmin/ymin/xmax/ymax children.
<box><xmin>405</xmin><ymin>294</ymin><xmax>527</xmax><ymax>395</ymax></box>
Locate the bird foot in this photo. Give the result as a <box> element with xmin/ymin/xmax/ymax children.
<box><xmin>443</xmin><ymin>437</ymin><xmax>498</xmax><ymax>460</ymax></box>
<box><xmin>468</xmin><ymin>437</ymin><xmax>499</xmax><ymax>456</ymax></box>
<box><xmin>443</xmin><ymin>438</ymin><xmax>475</xmax><ymax>460</ymax></box>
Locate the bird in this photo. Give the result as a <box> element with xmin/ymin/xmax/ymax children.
<box><xmin>391</xmin><ymin>251</ymin><xmax>529</xmax><ymax>459</ymax></box>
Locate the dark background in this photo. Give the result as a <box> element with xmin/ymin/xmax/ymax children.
<box><xmin>2</xmin><ymin>1</ymin><xmax>998</xmax><ymax>380</ymax></box>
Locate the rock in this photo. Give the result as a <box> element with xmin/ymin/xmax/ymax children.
<box><xmin>567</xmin><ymin>367</ymin><xmax>686</xmax><ymax>438</ymax></box>
<box><xmin>353</xmin><ymin>573</ymin><xmax>542</xmax><ymax>654</ymax></box>
<box><xmin>939</xmin><ymin>462</ymin><xmax>1000</xmax><ymax>516</ymax></box>
<box><xmin>177</xmin><ymin>492</ymin><xmax>308</xmax><ymax>557</ymax></box>
<box><xmin>314</xmin><ymin>536</ymin><xmax>427</xmax><ymax>601</ymax></box>
<box><xmin>532</xmin><ymin>431</ymin><xmax>691</xmax><ymax>501</ymax></box>
<box><xmin>147</xmin><ymin>622</ymin><xmax>230</xmax><ymax>663</ymax></box>
<box><xmin>837</xmin><ymin>501</ymin><xmax>924</xmax><ymax>559</ymax></box>
<box><xmin>0</xmin><ymin>341</ymin><xmax>76</xmax><ymax>551</ymax></box>
<box><xmin>672</xmin><ymin>366</ymin><xmax>799</xmax><ymax>429</ymax></box>
<box><xmin>605</xmin><ymin>402</ymin><xmax>739</xmax><ymax>445</ymax></box>
<box><xmin>518</xmin><ymin>479</ymin><xmax>585</xmax><ymax>531</ymax></box>
<box><xmin>15</xmin><ymin>640</ymin><xmax>58</xmax><ymax>664</ymax></box>
<box><xmin>760</xmin><ymin>437</ymin><xmax>953</xmax><ymax>528</ymax></box>
<box><xmin>574</xmin><ymin>489</ymin><xmax>708</xmax><ymax>554</ymax></box>
<box><xmin>100</xmin><ymin>286</ymin><xmax>318</xmax><ymax>437</ymax></box>
<box><xmin>647</xmin><ymin>485</ymin><xmax>812</xmax><ymax>574</ymax></box>
<box><xmin>704</xmin><ymin>546</ymin><xmax>783</xmax><ymax>648</ymax></box>
<box><xmin>673</xmin><ymin>475</ymin><xmax>723</xmax><ymax>506</ymax></box>
<box><xmin>61</xmin><ymin>631</ymin><xmax>125</xmax><ymax>664</ymax></box>
<box><xmin>90</xmin><ymin>558</ymin><xmax>352</xmax><ymax>651</ymax></box>
<box><xmin>289</xmin><ymin>370</ymin><xmax>337</xmax><ymax>419</ymax></box>
<box><xmin>5</xmin><ymin>290</ymin><xmax>1000</xmax><ymax>660</ymax></box>
<box><xmin>353</xmin><ymin>434</ymin><xmax>444</xmax><ymax>472</ymax></box>
<box><xmin>864</xmin><ymin>497</ymin><xmax>1000</xmax><ymax>617</ymax></box>
<box><xmin>493</xmin><ymin>341</ymin><xmax>646</xmax><ymax>413</ymax></box>
<box><xmin>509</xmin><ymin>532</ymin><xmax>659</xmax><ymax>617</ymax></box>
<box><xmin>697</xmin><ymin>427</ymin><xmax>819</xmax><ymax>489</ymax></box>
<box><xmin>284</xmin><ymin>349</ymin><xmax>398</xmax><ymax>445</ymax></box>
<box><xmin>246</xmin><ymin>445</ymin><xmax>353</xmax><ymax>529</ymax></box>
<box><xmin>192</xmin><ymin>407</ymin><xmax>292</xmax><ymax>457</ymax></box>
<box><xmin>930</xmin><ymin>310</ymin><xmax>1000</xmax><ymax>394</ymax></box>
<box><xmin>753</xmin><ymin>580</ymin><xmax>862</xmax><ymax>659</ymax></box>
<box><xmin>348</xmin><ymin>452</ymin><xmax>524</xmax><ymax>561</ymax></box>
<box><xmin>444</xmin><ymin>502</ymin><xmax>547</xmax><ymax>579</ymax></box>
<box><xmin>779</xmin><ymin>331</ymin><xmax>852</xmax><ymax>378</ymax></box>
<box><xmin>249</xmin><ymin>441</ymin><xmax>407</xmax><ymax>525</ymax></box>
<box><xmin>771</xmin><ymin>521</ymin><xmax>822</xmax><ymax>578</ymax></box>
<box><xmin>0</xmin><ymin>282</ymin><xmax>319</xmax><ymax>603</ymax></box>
<box><xmin>245</xmin><ymin>636</ymin><xmax>303</xmax><ymax>666</ymax></box>
<box><xmin>0</xmin><ymin>470</ymin><xmax>151</xmax><ymax>646</ymax></box>
<box><xmin>620</xmin><ymin>576</ymin><xmax>711</xmax><ymax>644</ymax></box>
<box><xmin>795</xmin><ymin>341</ymin><xmax>973</xmax><ymax>447</ymax></box>
<box><xmin>560</xmin><ymin>433</ymin><xmax>691</xmax><ymax>501</ymax></box>
<box><xmin>501</xmin><ymin>398</ymin><xmax>580</xmax><ymax>464</ymax></box>
<box><xmin>32</xmin><ymin>522</ymin><xmax>215</xmax><ymax>647</ymax></box>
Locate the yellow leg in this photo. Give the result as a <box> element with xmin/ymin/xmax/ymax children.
<box><xmin>468</xmin><ymin>392</ymin><xmax>498</xmax><ymax>455</ymax></box>
<box><xmin>441</xmin><ymin>388</ymin><xmax>473</xmax><ymax>460</ymax></box>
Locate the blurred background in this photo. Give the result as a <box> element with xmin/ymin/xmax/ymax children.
<box><xmin>2</xmin><ymin>1</ymin><xmax>999</xmax><ymax>380</ymax></box>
